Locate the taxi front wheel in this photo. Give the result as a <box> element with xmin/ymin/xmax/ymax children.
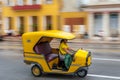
<box><xmin>77</xmin><ymin>69</ymin><xmax>88</xmax><ymax>78</ymax></box>
<box><xmin>31</xmin><ymin>65</ymin><xmax>42</xmax><ymax>77</ymax></box>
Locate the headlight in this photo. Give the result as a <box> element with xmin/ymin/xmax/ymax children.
<box><xmin>86</xmin><ymin>51</ymin><xmax>92</xmax><ymax>66</ymax></box>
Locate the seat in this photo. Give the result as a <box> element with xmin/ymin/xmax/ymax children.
<box><xmin>59</xmin><ymin>52</ymin><xmax>65</xmax><ymax>61</ymax></box>
<box><xmin>34</xmin><ymin>42</ymin><xmax>58</xmax><ymax>62</ymax></box>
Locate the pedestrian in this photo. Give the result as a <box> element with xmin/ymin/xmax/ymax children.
<box><xmin>0</xmin><ymin>27</ymin><xmax>3</xmax><ymax>41</ymax></box>
<box><xmin>7</xmin><ymin>29</ymin><xmax>13</xmax><ymax>36</ymax></box>
<box><xmin>84</xmin><ymin>32</ymin><xmax>88</xmax><ymax>39</ymax></box>
<box><xmin>98</xmin><ymin>30</ymin><xmax>104</xmax><ymax>40</ymax></box>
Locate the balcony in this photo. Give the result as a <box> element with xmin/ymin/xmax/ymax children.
<box><xmin>12</xmin><ymin>5</ymin><xmax>41</xmax><ymax>11</ymax></box>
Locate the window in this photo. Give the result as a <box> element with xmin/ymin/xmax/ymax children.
<box><xmin>7</xmin><ymin>0</ymin><xmax>10</xmax><ymax>5</ymax></box>
<box><xmin>94</xmin><ymin>13</ymin><xmax>103</xmax><ymax>35</ymax></box>
<box><xmin>23</xmin><ymin>0</ymin><xmax>27</xmax><ymax>5</ymax></box>
<box><xmin>32</xmin><ymin>0</ymin><xmax>37</xmax><ymax>4</ymax></box>
<box><xmin>30</xmin><ymin>0</ymin><xmax>42</xmax><ymax>5</ymax></box>
<box><xmin>76</xmin><ymin>0</ymin><xmax>82</xmax><ymax>7</ymax></box>
<box><xmin>6</xmin><ymin>0</ymin><xmax>14</xmax><ymax>6</ymax></box>
<box><xmin>109</xmin><ymin>12</ymin><xmax>119</xmax><ymax>37</ymax></box>
<box><xmin>17</xmin><ymin>0</ymin><xmax>24</xmax><ymax>5</ymax></box>
<box><xmin>4</xmin><ymin>0</ymin><xmax>10</xmax><ymax>6</ymax></box>
<box><xmin>46</xmin><ymin>0</ymin><xmax>53</xmax><ymax>4</ymax></box>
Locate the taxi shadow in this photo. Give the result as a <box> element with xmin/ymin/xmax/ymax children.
<box><xmin>41</xmin><ymin>73</ymin><xmax>86</xmax><ymax>80</ymax></box>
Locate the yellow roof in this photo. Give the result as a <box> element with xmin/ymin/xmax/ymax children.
<box><xmin>22</xmin><ymin>30</ymin><xmax>75</xmax><ymax>40</ymax></box>
<box><xmin>22</xmin><ymin>30</ymin><xmax>75</xmax><ymax>52</ymax></box>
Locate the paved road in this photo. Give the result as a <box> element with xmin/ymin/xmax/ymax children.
<box><xmin>0</xmin><ymin>48</ymin><xmax>120</xmax><ymax>80</ymax></box>
<box><xmin>0</xmin><ymin>41</ymin><xmax>120</xmax><ymax>80</ymax></box>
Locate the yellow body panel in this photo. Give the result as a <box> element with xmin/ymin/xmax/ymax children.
<box><xmin>67</xmin><ymin>49</ymin><xmax>91</xmax><ymax>73</ymax></box>
<box><xmin>24</xmin><ymin>53</ymin><xmax>51</xmax><ymax>72</ymax></box>
<box><xmin>75</xmin><ymin>49</ymin><xmax>88</xmax><ymax>66</ymax></box>
<box><xmin>25</xmin><ymin>53</ymin><xmax>59</xmax><ymax>72</ymax></box>
<box><xmin>48</xmin><ymin>58</ymin><xmax>58</xmax><ymax>69</ymax></box>
<box><xmin>22</xmin><ymin>30</ymin><xmax>91</xmax><ymax>74</ymax></box>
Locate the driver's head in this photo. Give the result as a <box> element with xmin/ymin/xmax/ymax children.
<box><xmin>60</xmin><ymin>39</ymin><xmax>68</xmax><ymax>43</ymax></box>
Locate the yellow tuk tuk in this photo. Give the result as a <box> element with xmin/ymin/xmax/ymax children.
<box><xmin>22</xmin><ymin>30</ymin><xmax>92</xmax><ymax>78</ymax></box>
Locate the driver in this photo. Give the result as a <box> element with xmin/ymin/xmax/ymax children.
<box><xmin>59</xmin><ymin>39</ymin><xmax>73</xmax><ymax>70</ymax></box>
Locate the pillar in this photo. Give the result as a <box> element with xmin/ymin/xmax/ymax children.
<box><xmin>24</xmin><ymin>16</ymin><xmax>29</xmax><ymax>32</ymax></box>
<box><xmin>102</xmin><ymin>12</ymin><xmax>110</xmax><ymax>37</ymax></box>
<box><xmin>12</xmin><ymin>17</ymin><xmax>17</xmax><ymax>31</ymax></box>
<box><xmin>37</xmin><ymin>16</ymin><xmax>43</xmax><ymax>31</ymax></box>
<box><xmin>88</xmin><ymin>12</ymin><xmax>94</xmax><ymax>39</ymax></box>
<box><xmin>118</xmin><ymin>12</ymin><xmax>120</xmax><ymax>37</ymax></box>
<box><xmin>52</xmin><ymin>15</ymin><xmax>58</xmax><ymax>30</ymax></box>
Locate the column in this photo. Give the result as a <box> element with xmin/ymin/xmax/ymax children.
<box><xmin>37</xmin><ymin>16</ymin><xmax>43</xmax><ymax>31</ymax></box>
<box><xmin>118</xmin><ymin>12</ymin><xmax>120</xmax><ymax>37</ymax></box>
<box><xmin>102</xmin><ymin>12</ymin><xmax>110</xmax><ymax>38</ymax></box>
<box><xmin>12</xmin><ymin>17</ymin><xmax>17</xmax><ymax>31</ymax></box>
<box><xmin>24</xmin><ymin>16</ymin><xmax>29</xmax><ymax>32</ymax></box>
<box><xmin>88</xmin><ymin>12</ymin><xmax>94</xmax><ymax>39</ymax></box>
<box><xmin>52</xmin><ymin>15</ymin><xmax>58</xmax><ymax>30</ymax></box>
<box><xmin>4</xmin><ymin>17</ymin><xmax>9</xmax><ymax>30</ymax></box>
<box><xmin>16</xmin><ymin>17</ymin><xmax>20</xmax><ymax>33</ymax></box>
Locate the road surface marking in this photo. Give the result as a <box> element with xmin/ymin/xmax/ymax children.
<box><xmin>89</xmin><ymin>49</ymin><xmax>120</xmax><ymax>53</ymax></box>
<box><xmin>93</xmin><ymin>58</ymin><xmax>120</xmax><ymax>62</ymax></box>
<box><xmin>88</xmin><ymin>74</ymin><xmax>120</xmax><ymax>79</ymax></box>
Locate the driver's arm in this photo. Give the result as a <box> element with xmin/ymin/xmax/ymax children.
<box><xmin>63</xmin><ymin>48</ymin><xmax>72</xmax><ymax>55</ymax></box>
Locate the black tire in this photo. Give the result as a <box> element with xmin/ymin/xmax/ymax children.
<box><xmin>77</xmin><ymin>69</ymin><xmax>88</xmax><ymax>78</ymax></box>
<box><xmin>31</xmin><ymin>65</ymin><xmax>42</xmax><ymax>77</ymax></box>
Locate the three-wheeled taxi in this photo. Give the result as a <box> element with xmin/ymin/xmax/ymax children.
<box><xmin>22</xmin><ymin>30</ymin><xmax>92</xmax><ymax>78</ymax></box>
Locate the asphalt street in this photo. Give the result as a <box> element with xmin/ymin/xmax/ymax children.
<box><xmin>0</xmin><ymin>41</ymin><xmax>120</xmax><ymax>80</ymax></box>
<box><xmin>0</xmin><ymin>49</ymin><xmax>120</xmax><ymax>80</ymax></box>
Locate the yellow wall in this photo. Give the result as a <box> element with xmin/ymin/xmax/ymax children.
<box><xmin>2</xmin><ymin>0</ymin><xmax>89</xmax><ymax>36</ymax></box>
<box><xmin>2</xmin><ymin>0</ymin><xmax>60</xmax><ymax>33</ymax></box>
<box><xmin>3</xmin><ymin>0</ymin><xmax>60</xmax><ymax>16</ymax></box>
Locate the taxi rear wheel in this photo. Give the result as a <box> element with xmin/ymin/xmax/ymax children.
<box><xmin>77</xmin><ymin>69</ymin><xmax>87</xmax><ymax>78</ymax></box>
<box><xmin>31</xmin><ymin>65</ymin><xmax>42</xmax><ymax>77</ymax></box>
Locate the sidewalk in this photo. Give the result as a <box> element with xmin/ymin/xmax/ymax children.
<box><xmin>69</xmin><ymin>38</ymin><xmax>120</xmax><ymax>44</ymax></box>
<box><xmin>1</xmin><ymin>36</ymin><xmax>120</xmax><ymax>44</ymax></box>
<box><xmin>3</xmin><ymin>36</ymin><xmax>22</xmax><ymax>42</ymax></box>
<box><xmin>0</xmin><ymin>37</ymin><xmax>120</xmax><ymax>53</ymax></box>
<box><xmin>0</xmin><ymin>40</ymin><xmax>23</xmax><ymax>50</ymax></box>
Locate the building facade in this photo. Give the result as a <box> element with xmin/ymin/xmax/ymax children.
<box><xmin>0</xmin><ymin>0</ymin><xmax>3</xmax><ymax>35</ymax></box>
<box><xmin>2</xmin><ymin>0</ymin><xmax>61</xmax><ymax>35</ymax></box>
<box><xmin>61</xmin><ymin>0</ymin><xmax>88</xmax><ymax>38</ymax></box>
<box><xmin>83</xmin><ymin>0</ymin><xmax>120</xmax><ymax>39</ymax></box>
